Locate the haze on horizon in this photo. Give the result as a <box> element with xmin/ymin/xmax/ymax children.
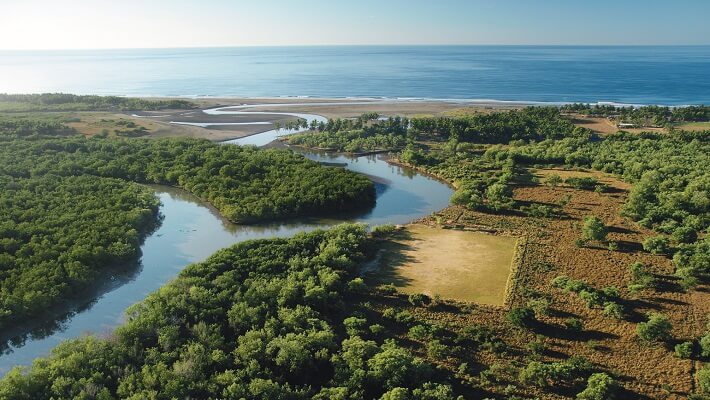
<box><xmin>1</xmin><ymin>0</ymin><xmax>709</xmax><ymax>50</ymax></box>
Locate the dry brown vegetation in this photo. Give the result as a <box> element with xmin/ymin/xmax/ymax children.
<box><xmin>368</xmin><ymin>167</ymin><xmax>708</xmax><ymax>399</ymax></box>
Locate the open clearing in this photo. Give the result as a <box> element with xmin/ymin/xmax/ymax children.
<box><xmin>371</xmin><ymin>224</ymin><xmax>517</xmax><ymax>305</ymax></box>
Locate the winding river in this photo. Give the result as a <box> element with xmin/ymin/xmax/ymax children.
<box><xmin>0</xmin><ymin>106</ymin><xmax>453</xmax><ymax>375</ymax></box>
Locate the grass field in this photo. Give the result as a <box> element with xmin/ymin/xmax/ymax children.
<box><xmin>371</xmin><ymin>224</ymin><xmax>518</xmax><ymax>305</ymax></box>
<box><xmin>676</xmin><ymin>121</ymin><xmax>710</xmax><ymax>131</ymax></box>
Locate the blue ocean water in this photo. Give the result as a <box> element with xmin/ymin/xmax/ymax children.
<box><xmin>0</xmin><ymin>46</ymin><xmax>708</xmax><ymax>105</ymax></box>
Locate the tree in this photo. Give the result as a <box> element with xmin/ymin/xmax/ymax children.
<box><xmin>544</xmin><ymin>174</ymin><xmax>562</xmax><ymax>187</ymax></box>
<box><xmin>582</xmin><ymin>216</ymin><xmax>608</xmax><ymax>242</ymax></box>
<box><xmin>636</xmin><ymin>312</ymin><xmax>673</xmax><ymax>343</ymax></box>
<box><xmin>699</xmin><ymin>364</ymin><xmax>710</xmax><ymax>394</ymax></box>
<box><xmin>643</xmin><ymin>236</ymin><xmax>671</xmax><ymax>255</ymax></box>
<box><xmin>507</xmin><ymin>307</ymin><xmax>536</xmax><ymax>329</ymax></box>
<box><xmin>576</xmin><ymin>373</ymin><xmax>619</xmax><ymax>400</ymax></box>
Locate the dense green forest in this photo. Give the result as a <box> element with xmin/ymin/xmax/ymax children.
<box><xmin>0</xmin><ymin>117</ymin><xmax>375</xmax><ymax>330</ymax></box>
<box><xmin>0</xmin><ymin>114</ymin><xmax>77</xmax><ymax>137</ymax></box>
<box><xmin>0</xmin><ymin>225</ymin><xmax>466</xmax><ymax>399</ymax></box>
<box><xmin>289</xmin><ymin>115</ymin><xmax>407</xmax><ymax>153</ymax></box>
<box><xmin>289</xmin><ymin>108</ymin><xmax>589</xmax><ymax>153</ymax></box>
<box><xmin>0</xmin><ymin>175</ymin><xmax>160</xmax><ymax>330</ymax></box>
<box><xmin>561</xmin><ymin>103</ymin><xmax>710</xmax><ymax>126</ymax></box>
<box><xmin>0</xmin><ymin>137</ymin><xmax>375</xmax><ymax>223</ymax></box>
<box><xmin>0</xmin><ymin>93</ymin><xmax>194</xmax><ymax>112</ymax></box>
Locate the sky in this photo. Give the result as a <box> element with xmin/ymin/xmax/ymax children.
<box><xmin>1</xmin><ymin>0</ymin><xmax>709</xmax><ymax>50</ymax></box>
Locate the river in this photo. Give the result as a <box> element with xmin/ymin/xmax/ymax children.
<box><xmin>0</xmin><ymin>108</ymin><xmax>453</xmax><ymax>375</ymax></box>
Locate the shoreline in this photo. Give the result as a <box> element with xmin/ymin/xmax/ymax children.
<box><xmin>141</xmin><ymin>95</ymin><xmax>663</xmax><ymax>108</ymax></box>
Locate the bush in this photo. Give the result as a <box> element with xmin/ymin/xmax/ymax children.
<box><xmin>582</xmin><ymin>216</ymin><xmax>608</xmax><ymax>242</ymax></box>
<box><xmin>699</xmin><ymin>364</ymin><xmax>710</xmax><ymax>394</ymax></box>
<box><xmin>527</xmin><ymin>298</ymin><xmax>551</xmax><ymax>317</ymax></box>
<box><xmin>565</xmin><ymin>318</ymin><xmax>584</xmax><ymax>332</ymax></box>
<box><xmin>602</xmin><ymin>302</ymin><xmax>625</xmax><ymax>320</ymax></box>
<box><xmin>674</xmin><ymin>341</ymin><xmax>694</xmax><ymax>359</ymax></box>
<box><xmin>636</xmin><ymin>312</ymin><xmax>673</xmax><ymax>343</ymax></box>
<box><xmin>576</xmin><ymin>373</ymin><xmax>619</xmax><ymax>400</ymax></box>
<box><xmin>519</xmin><ymin>357</ymin><xmax>591</xmax><ymax>388</ymax></box>
<box><xmin>524</xmin><ymin>203</ymin><xmax>555</xmax><ymax>218</ymax></box>
<box><xmin>507</xmin><ymin>307</ymin><xmax>537</xmax><ymax>329</ymax></box>
<box><xmin>544</xmin><ymin>174</ymin><xmax>562</xmax><ymax>187</ymax></box>
<box><xmin>408</xmin><ymin>293</ymin><xmax>431</xmax><ymax>306</ymax></box>
<box><xmin>343</xmin><ymin>316</ymin><xmax>368</xmax><ymax>337</ymax></box>
<box><xmin>379</xmin><ymin>284</ymin><xmax>399</xmax><ymax>295</ymax></box>
<box><xmin>643</xmin><ymin>236</ymin><xmax>671</xmax><ymax>255</ymax></box>
<box><xmin>579</xmin><ymin>290</ymin><xmax>605</xmax><ymax>308</ymax></box>
<box><xmin>628</xmin><ymin>262</ymin><xmax>656</xmax><ymax>292</ymax></box>
<box><xmin>672</xmin><ymin>226</ymin><xmax>697</xmax><ymax>244</ymax></box>
<box><xmin>426</xmin><ymin>340</ymin><xmax>451</xmax><ymax>360</ymax></box>
<box><xmin>347</xmin><ymin>278</ymin><xmax>367</xmax><ymax>295</ymax></box>
<box><xmin>371</xmin><ymin>224</ymin><xmax>399</xmax><ymax>238</ymax></box>
<box><xmin>369</xmin><ymin>324</ymin><xmax>385</xmax><ymax>336</ymax></box>
<box><xmin>409</xmin><ymin>325</ymin><xmax>431</xmax><ymax>341</ymax></box>
<box><xmin>565</xmin><ymin>177</ymin><xmax>599</xmax><ymax>190</ymax></box>
<box><xmin>700</xmin><ymin>332</ymin><xmax>710</xmax><ymax>358</ymax></box>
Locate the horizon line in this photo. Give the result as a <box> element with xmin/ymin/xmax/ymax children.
<box><xmin>2</xmin><ymin>43</ymin><xmax>710</xmax><ymax>52</ymax></box>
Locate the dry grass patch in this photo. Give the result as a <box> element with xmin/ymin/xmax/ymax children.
<box><xmin>371</xmin><ymin>224</ymin><xmax>517</xmax><ymax>305</ymax></box>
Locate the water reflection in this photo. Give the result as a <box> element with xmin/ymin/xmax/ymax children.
<box><xmin>0</xmin><ymin>150</ymin><xmax>452</xmax><ymax>375</ymax></box>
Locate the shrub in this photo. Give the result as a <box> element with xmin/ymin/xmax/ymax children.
<box><xmin>582</xmin><ymin>215</ymin><xmax>608</xmax><ymax>242</ymax></box>
<box><xmin>602</xmin><ymin>302</ymin><xmax>625</xmax><ymax>320</ymax></box>
<box><xmin>700</xmin><ymin>332</ymin><xmax>710</xmax><ymax>358</ymax></box>
<box><xmin>643</xmin><ymin>236</ymin><xmax>671</xmax><ymax>255</ymax></box>
<box><xmin>565</xmin><ymin>318</ymin><xmax>584</xmax><ymax>332</ymax></box>
<box><xmin>675</xmin><ymin>341</ymin><xmax>694</xmax><ymax>359</ymax></box>
<box><xmin>672</xmin><ymin>226</ymin><xmax>697</xmax><ymax>244</ymax></box>
<box><xmin>527</xmin><ymin>337</ymin><xmax>546</xmax><ymax>355</ymax></box>
<box><xmin>343</xmin><ymin>316</ymin><xmax>368</xmax><ymax>337</ymax></box>
<box><xmin>524</xmin><ymin>203</ymin><xmax>555</xmax><ymax>218</ymax></box>
<box><xmin>371</xmin><ymin>224</ymin><xmax>399</xmax><ymax>238</ymax></box>
<box><xmin>382</xmin><ymin>307</ymin><xmax>397</xmax><ymax>319</ymax></box>
<box><xmin>527</xmin><ymin>298</ymin><xmax>551</xmax><ymax>317</ymax></box>
<box><xmin>394</xmin><ymin>311</ymin><xmax>417</xmax><ymax>326</ymax></box>
<box><xmin>379</xmin><ymin>284</ymin><xmax>399</xmax><ymax>295</ymax></box>
<box><xmin>576</xmin><ymin>373</ymin><xmax>619</xmax><ymax>400</ymax></box>
<box><xmin>409</xmin><ymin>324</ymin><xmax>431</xmax><ymax>340</ymax></box>
<box><xmin>699</xmin><ymin>364</ymin><xmax>710</xmax><ymax>394</ymax></box>
<box><xmin>565</xmin><ymin>177</ymin><xmax>598</xmax><ymax>190</ymax></box>
<box><xmin>426</xmin><ymin>340</ymin><xmax>450</xmax><ymax>360</ymax></box>
<box><xmin>544</xmin><ymin>174</ymin><xmax>562</xmax><ymax>187</ymax></box>
<box><xmin>347</xmin><ymin>278</ymin><xmax>367</xmax><ymax>295</ymax></box>
<box><xmin>628</xmin><ymin>262</ymin><xmax>656</xmax><ymax>292</ymax></box>
<box><xmin>408</xmin><ymin>293</ymin><xmax>431</xmax><ymax>306</ymax></box>
<box><xmin>636</xmin><ymin>312</ymin><xmax>673</xmax><ymax>343</ymax></box>
<box><xmin>369</xmin><ymin>324</ymin><xmax>385</xmax><ymax>336</ymax></box>
<box><xmin>519</xmin><ymin>357</ymin><xmax>591</xmax><ymax>388</ymax></box>
<box><xmin>507</xmin><ymin>307</ymin><xmax>537</xmax><ymax>329</ymax></box>
<box><xmin>579</xmin><ymin>290</ymin><xmax>605</xmax><ymax>308</ymax></box>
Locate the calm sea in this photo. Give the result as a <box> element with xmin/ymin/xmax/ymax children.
<box><xmin>0</xmin><ymin>46</ymin><xmax>708</xmax><ymax>105</ymax></box>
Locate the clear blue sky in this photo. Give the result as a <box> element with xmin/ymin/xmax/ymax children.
<box><xmin>2</xmin><ymin>0</ymin><xmax>709</xmax><ymax>49</ymax></box>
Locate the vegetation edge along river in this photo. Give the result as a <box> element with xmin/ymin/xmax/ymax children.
<box><xmin>0</xmin><ymin>94</ymin><xmax>709</xmax><ymax>399</ymax></box>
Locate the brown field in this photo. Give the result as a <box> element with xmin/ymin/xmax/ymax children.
<box><xmin>567</xmin><ymin>115</ymin><xmax>620</xmax><ymax>134</ymax></box>
<box><xmin>371</xmin><ymin>225</ymin><xmax>518</xmax><ymax>305</ymax></box>
<box><xmin>366</xmin><ymin>165</ymin><xmax>708</xmax><ymax>399</ymax></box>
<box><xmin>676</xmin><ymin>121</ymin><xmax>710</xmax><ymax>131</ymax></box>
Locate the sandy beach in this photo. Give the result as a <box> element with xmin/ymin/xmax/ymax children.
<box><xmin>123</xmin><ymin>97</ymin><xmax>529</xmax><ymax>141</ymax></box>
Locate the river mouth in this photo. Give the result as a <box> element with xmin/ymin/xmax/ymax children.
<box><xmin>0</xmin><ymin>133</ymin><xmax>453</xmax><ymax>374</ymax></box>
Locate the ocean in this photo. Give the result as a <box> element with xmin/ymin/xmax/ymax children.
<box><xmin>0</xmin><ymin>45</ymin><xmax>708</xmax><ymax>105</ymax></box>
